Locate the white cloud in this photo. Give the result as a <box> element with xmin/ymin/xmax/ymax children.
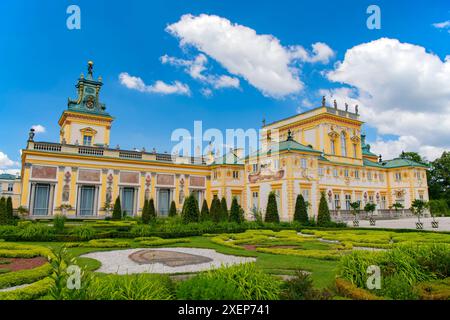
<box><xmin>0</xmin><ymin>169</ymin><xmax>20</xmax><ymax>176</ymax></box>
<box><xmin>118</xmin><ymin>72</ymin><xmax>190</xmax><ymax>96</ymax></box>
<box><xmin>324</xmin><ymin>38</ymin><xmax>450</xmax><ymax>160</ymax></box>
<box><xmin>161</xmin><ymin>54</ymin><xmax>240</xmax><ymax>90</ymax></box>
<box><xmin>166</xmin><ymin>14</ymin><xmax>334</xmax><ymax>98</ymax></box>
<box><xmin>432</xmin><ymin>20</ymin><xmax>450</xmax><ymax>30</ymax></box>
<box><xmin>0</xmin><ymin>151</ymin><xmax>19</xmax><ymax>169</ymax></box>
<box><xmin>31</xmin><ymin>124</ymin><xmax>46</xmax><ymax>133</ymax></box>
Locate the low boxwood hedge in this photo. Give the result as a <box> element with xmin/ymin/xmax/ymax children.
<box><xmin>0</xmin><ymin>277</ymin><xmax>53</xmax><ymax>300</ymax></box>
<box><xmin>0</xmin><ymin>263</ymin><xmax>52</xmax><ymax>289</ymax></box>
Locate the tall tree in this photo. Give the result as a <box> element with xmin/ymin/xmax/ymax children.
<box><xmin>200</xmin><ymin>199</ymin><xmax>210</xmax><ymax>221</ymax></box>
<box><xmin>112</xmin><ymin>196</ymin><xmax>122</xmax><ymax>220</ymax></box>
<box><xmin>210</xmin><ymin>196</ymin><xmax>221</xmax><ymax>222</ymax></box>
<box><xmin>229</xmin><ymin>197</ymin><xmax>243</xmax><ymax>223</ymax></box>
<box><xmin>399</xmin><ymin>151</ymin><xmax>427</xmax><ymax>165</ymax></box>
<box><xmin>264</xmin><ymin>192</ymin><xmax>280</xmax><ymax>223</ymax></box>
<box><xmin>293</xmin><ymin>194</ymin><xmax>308</xmax><ymax>224</ymax></box>
<box><xmin>428</xmin><ymin>151</ymin><xmax>450</xmax><ymax>206</ymax></box>
<box><xmin>317</xmin><ymin>192</ymin><xmax>331</xmax><ymax>226</ymax></box>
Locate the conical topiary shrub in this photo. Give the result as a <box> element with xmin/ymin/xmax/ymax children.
<box><xmin>148</xmin><ymin>198</ymin><xmax>156</xmax><ymax>222</ymax></box>
<box><xmin>200</xmin><ymin>199</ymin><xmax>210</xmax><ymax>221</ymax></box>
<box><xmin>112</xmin><ymin>196</ymin><xmax>122</xmax><ymax>220</ymax></box>
<box><xmin>6</xmin><ymin>197</ymin><xmax>13</xmax><ymax>223</ymax></box>
<box><xmin>264</xmin><ymin>192</ymin><xmax>280</xmax><ymax>223</ymax></box>
<box><xmin>220</xmin><ymin>197</ymin><xmax>229</xmax><ymax>222</ymax></box>
<box><xmin>169</xmin><ymin>200</ymin><xmax>177</xmax><ymax>217</ymax></box>
<box><xmin>0</xmin><ymin>198</ymin><xmax>6</xmax><ymax>225</ymax></box>
<box><xmin>210</xmin><ymin>196</ymin><xmax>220</xmax><ymax>222</ymax></box>
<box><xmin>141</xmin><ymin>199</ymin><xmax>150</xmax><ymax>224</ymax></box>
<box><xmin>294</xmin><ymin>194</ymin><xmax>308</xmax><ymax>224</ymax></box>
<box><xmin>181</xmin><ymin>195</ymin><xmax>200</xmax><ymax>223</ymax></box>
<box><xmin>317</xmin><ymin>192</ymin><xmax>331</xmax><ymax>226</ymax></box>
<box><xmin>229</xmin><ymin>197</ymin><xmax>243</xmax><ymax>223</ymax></box>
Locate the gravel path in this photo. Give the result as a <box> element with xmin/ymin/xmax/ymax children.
<box><xmin>81</xmin><ymin>247</ymin><xmax>256</xmax><ymax>275</ymax></box>
<box><xmin>0</xmin><ymin>283</ymin><xmax>32</xmax><ymax>292</ymax></box>
<box><xmin>346</xmin><ymin>217</ymin><xmax>450</xmax><ymax>231</ymax></box>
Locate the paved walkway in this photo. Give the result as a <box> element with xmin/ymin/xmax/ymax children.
<box><xmin>82</xmin><ymin>247</ymin><xmax>256</xmax><ymax>275</ymax></box>
<box><xmin>346</xmin><ymin>217</ymin><xmax>450</xmax><ymax>231</ymax></box>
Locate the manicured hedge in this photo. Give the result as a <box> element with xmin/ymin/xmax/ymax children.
<box><xmin>0</xmin><ymin>263</ymin><xmax>52</xmax><ymax>289</ymax></box>
<box><xmin>335</xmin><ymin>278</ymin><xmax>383</xmax><ymax>300</ymax></box>
<box><xmin>0</xmin><ymin>277</ymin><xmax>54</xmax><ymax>300</ymax></box>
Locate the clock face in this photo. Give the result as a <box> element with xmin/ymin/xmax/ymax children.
<box><xmin>86</xmin><ymin>96</ymin><xmax>95</xmax><ymax>109</ymax></box>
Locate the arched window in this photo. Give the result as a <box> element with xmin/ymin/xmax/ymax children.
<box><xmin>330</xmin><ymin>139</ymin><xmax>336</xmax><ymax>155</ymax></box>
<box><xmin>340</xmin><ymin>133</ymin><xmax>347</xmax><ymax>157</ymax></box>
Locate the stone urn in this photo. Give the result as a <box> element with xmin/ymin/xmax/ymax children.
<box><xmin>431</xmin><ymin>220</ymin><xmax>439</xmax><ymax>229</ymax></box>
<box><xmin>369</xmin><ymin>217</ymin><xmax>376</xmax><ymax>226</ymax></box>
<box><xmin>353</xmin><ymin>220</ymin><xmax>359</xmax><ymax>227</ymax></box>
<box><xmin>416</xmin><ymin>222</ymin><xmax>424</xmax><ymax>230</ymax></box>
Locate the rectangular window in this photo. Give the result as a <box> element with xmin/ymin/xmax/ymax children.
<box><xmin>330</xmin><ymin>140</ymin><xmax>336</xmax><ymax>155</ymax></box>
<box><xmin>122</xmin><ymin>187</ymin><xmax>136</xmax><ymax>216</ymax></box>
<box><xmin>79</xmin><ymin>186</ymin><xmax>96</xmax><ymax>216</ymax></box>
<box><xmin>252</xmin><ymin>164</ymin><xmax>258</xmax><ymax>173</ymax></box>
<box><xmin>395</xmin><ymin>172</ymin><xmax>402</xmax><ymax>181</ymax></box>
<box><xmin>367</xmin><ymin>171</ymin><xmax>372</xmax><ymax>180</ymax></box>
<box><xmin>252</xmin><ymin>191</ymin><xmax>259</xmax><ymax>210</ymax></box>
<box><xmin>381</xmin><ymin>195</ymin><xmax>386</xmax><ymax>209</ymax></box>
<box><xmin>83</xmin><ymin>135</ymin><xmax>92</xmax><ymax>146</ymax></box>
<box><xmin>213</xmin><ymin>171</ymin><xmax>217</xmax><ymax>180</ymax></box>
<box><xmin>355</xmin><ymin>170</ymin><xmax>360</xmax><ymax>179</ymax></box>
<box><xmin>273</xmin><ymin>159</ymin><xmax>280</xmax><ymax>170</ymax></box>
<box><xmin>369</xmin><ymin>195</ymin><xmax>374</xmax><ymax>203</ymax></box>
<box><xmin>333</xmin><ymin>168</ymin><xmax>338</xmax><ymax>177</ymax></box>
<box><xmin>353</xmin><ymin>144</ymin><xmax>357</xmax><ymax>158</ymax></box>
<box><xmin>302</xmin><ymin>189</ymin><xmax>310</xmax><ymax>203</ymax></box>
<box><xmin>345</xmin><ymin>194</ymin><xmax>351</xmax><ymax>210</ymax></box>
<box><xmin>344</xmin><ymin>169</ymin><xmax>349</xmax><ymax>177</ymax></box>
<box><xmin>232</xmin><ymin>171</ymin><xmax>239</xmax><ymax>179</ymax></box>
<box><xmin>318</xmin><ymin>167</ymin><xmax>324</xmax><ymax>176</ymax></box>
<box><xmin>379</xmin><ymin>173</ymin><xmax>384</xmax><ymax>182</ymax></box>
<box><xmin>301</xmin><ymin>158</ymin><xmax>307</xmax><ymax>169</ymax></box>
<box><xmin>33</xmin><ymin>184</ymin><xmax>50</xmax><ymax>216</ymax></box>
<box><xmin>334</xmin><ymin>194</ymin><xmax>340</xmax><ymax>210</ymax></box>
<box><xmin>7</xmin><ymin>183</ymin><xmax>13</xmax><ymax>192</ymax></box>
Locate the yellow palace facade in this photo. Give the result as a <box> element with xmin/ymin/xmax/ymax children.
<box><xmin>19</xmin><ymin>63</ymin><xmax>429</xmax><ymax>220</ymax></box>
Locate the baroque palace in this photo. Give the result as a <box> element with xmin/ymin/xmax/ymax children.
<box><xmin>17</xmin><ymin>62</ymin><xmax>429</xmax><ymax>220</ymax></box>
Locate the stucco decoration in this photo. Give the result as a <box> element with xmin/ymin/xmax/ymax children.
<box><xmin>78</xmin><ymin>169</ymin><xmax>101</xmax><ymax>182</ymax></box>
<box><xmin>62</xmin><ymin>171</ymin><xmax>71</xmax><ymax>202</ymax></box>
<box><xmin>31</xmin><ymin>165</ymin><xmax>57</xmax><ymax>180</ymax></box>
<box><xmin>190</xmin><ymin>176</ymin><xmax>206</xmax><ymax>188</ymax></box>
<box><xmin>157</xmin><ymin>174</ymin><xmax>175</xmax><ymax>186</ymax></box>
<box><xmin>120</xmin><ymin>171</ymin><xmax>139</xmax><ymax>184</ymax></box>
<box><xmin>248</xmin><ymin>164</ymin><xmax>284</xmax><ymax>183</ymax></box>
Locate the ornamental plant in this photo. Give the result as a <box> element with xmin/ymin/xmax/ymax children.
<box><xmin>200</xmin><ymin>199</ymin><xmax>210</xmax><ymax>221</ymax></box>
<box><xmin>364</xmin><ymin>203</ymin><xmax>377</xmax><ymax>219</ymax></box>
<box><xmin>148</xmin><ymin>198</ymin><xmax>156</xmax><ymax>222</ymax></box>
<box><xmin>264</xmin><ymin>192</ymin><xmax>280</xmax><ymax>223</ymax></box>
<box><xmin>0</xmin><ymin>198</ymin><xmax>6</xmax><ymax>225</ymax></box>
<box><xmin>220</xmin><ymin>197</ymin><xmax>229</xmax><ymax>221</ymax></box>
<box><xmin>181</xmin><ymin>195</ymin><xmax>200</xmax><ymax>223</ymax></box>
<box><xmin>350</xmin><ymin>201</ymin><xmax>361</xmax><ymax>220</ymax></box>
<box><xmin>169</xmin><ymin>200</ymin><xmax>177</xmax><ymax>217</ymax></box>
<box><xmin>317</xmin><ymin>192</ymin><xmax>331</xmax><ymax>226</ymax></box>
<box><xmin>210</xmin><ymin>196</ymin><xmax>221</xmax><ymax>222</ymax></box>
<box><xmin>411</xmin><ymin>199</ymin><xmax>428</xmax><ymax>224</ymax></box>
<box><xmin>6</xmin><ymin>197</ymin><xmax>13</xmax><ymax>223</ymax></box>
<box><xmin>112</xmin><ymin>196</ymin><xmax>122</xmax><ymax>220</ymax></box>
<box><xmin>229</xmin><ymin>197</ymin><xmax>243</xmax><ymax>223</ymax></box>
<box><xmin>141</xmin><ymin>199</ymin><xmax>150</xmax><ymax>224</ymax></box>
<box><xmin>293</xmin><ymin>194</ymin><xmax>308</xmax><ymax>224</ymax></box>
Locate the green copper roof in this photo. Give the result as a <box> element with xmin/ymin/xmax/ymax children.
<box><xmin>362</xmin><ymin>148</ymin><xmax>377</xmax><ymax>157</ymax></box>
<box><xmin>0</xmin><ymin>174</ymin><xmax>20</xmax><ymax>180</ymax></box>
<box><xmin>380</xmin><ymin>158</ymin><xmax>429</xmax><ymax>168</ymax></box>
<box><xmin>363</xmin><ymin>158</ymin><xmax>384</xmax><ymax>168</ymax></box>
<box><xmin>246</xmin><ymin>137</ymin><xmax>322</xmax><ymax>159</ymax></box>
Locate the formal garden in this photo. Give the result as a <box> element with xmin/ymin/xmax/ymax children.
<box><xmin>0</xmin><ymin>192</ymin><xmax>449</xmax><ymax>300</ymax></box>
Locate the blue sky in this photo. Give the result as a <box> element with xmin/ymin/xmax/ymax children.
<box><xmin>0</xmin><ymin>0</ymin><xmax>449</xmax><ymax>172</ymax></box>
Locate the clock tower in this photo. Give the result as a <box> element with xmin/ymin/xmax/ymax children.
<box><xmin>58</xmin><ymin>61</ymin><xmax>114</xmax><ymax>147</ymax></box>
